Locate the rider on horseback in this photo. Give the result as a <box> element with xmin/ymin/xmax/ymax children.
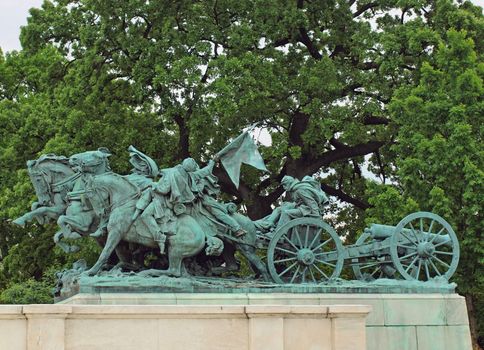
<box><xmin>132</xmin><ymin>156</ymin><xmax>246</xmax><ymax>255</ymax></box>
<box><xmin>179</xmin><ymin>157</ymin><xmax>247</xmax><ymax>238</ymax></box>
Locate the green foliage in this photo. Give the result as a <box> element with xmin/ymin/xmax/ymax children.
<box><xmin>365</xmin><ymin>183</ymin><xmax>420</xmax><ymax>227</ymax></box>
<box><xmin>370</xmin><ymin>22</ymin><xmax>483</xmax><ymax>342</ymax></box>
<box><xmin>0</xmin><ymin>0</ymin><xmax>481</xmax><ymax>344</ymax></box>
<box><xmin>0</xmin><ymin>279</ymin><xmax>52</xmax><ymax>304</ymax></box>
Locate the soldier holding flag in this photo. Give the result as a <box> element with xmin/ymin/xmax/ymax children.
<box><xmin>133</xmin><ymin>131</ymin><xmax>268</xmax><ymax>242</ymax></box>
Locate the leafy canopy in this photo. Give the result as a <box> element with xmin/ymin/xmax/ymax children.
<box><xmin>0</xmin><ymin>0</ymin><xmax>482</xmax><ymax>341</ymax></box>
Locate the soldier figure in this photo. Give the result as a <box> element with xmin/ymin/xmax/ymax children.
<box><xmin>176</xmin><ymin>158</ymin><xmax>247</xmax><ymax>237</ymax></box>
<box><xmin>255</xmin><ymin>175</ymin><xmax>329</xmax><ymax>233</ymax></box>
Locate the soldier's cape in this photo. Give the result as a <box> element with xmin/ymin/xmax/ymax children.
<box><xmin>288</xmin><ymin>177</ymin><xmax>328</xmax><ymax>207</ymax></box>
<box><xmin>216</xmin><ymin>132</ymin><xmax>268</xmax><ymax>188</ymax></box>
<box><xmin>128</xmin><ymin>145</ymin><xmax>159</xmax><ymax>178</ymax></box>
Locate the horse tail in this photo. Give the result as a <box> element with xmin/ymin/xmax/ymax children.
<box><xmin>205</xmin><ymin>236</ymin><xmax>224</xmax><ymax>256</ymax></box>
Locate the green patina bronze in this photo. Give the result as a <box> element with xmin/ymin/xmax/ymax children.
<box><xmin>13</xmin><ymin>132</ymin><xmax>460</xmax><ymax>294</ymax></box>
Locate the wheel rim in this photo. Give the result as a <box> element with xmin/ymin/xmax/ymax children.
<box><xmin>267</xmin><ymin>218</ymin><xmax>344</xmax><ymax>284</ymax></box>
<box><xmin>390</xmin><ymin>212</ymin><xmax>459</xmax><ymax>281</ymax></box>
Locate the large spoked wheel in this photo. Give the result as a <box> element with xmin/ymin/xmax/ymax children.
<box><xmin>390</xmin><ymin>212</ymin><xmax>459</xmax><ymax>281</ymax></box>
<box><xmin>267</xmin><ymin>218</ymin><xmax>344</xmax><ymax>284</ymax></box>
<box><xmin>352</xmin><ymin>230</ymin><xmax>393</xmax><ymax>281</ymax></box>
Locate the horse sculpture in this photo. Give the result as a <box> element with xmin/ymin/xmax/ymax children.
<box><xmin>14</xmin><ymin>144</ymin><xmax>270</xmax><ymax>280</ymax></box>
<box><xmin>77</xmin><ymin>171</ymin><xmax>217</xmax><ymax>276</ymax></box>
<box><xmin>13</xmin><ymin>154</ymin><xmax>78</xmax><ymax>227</ymax></box>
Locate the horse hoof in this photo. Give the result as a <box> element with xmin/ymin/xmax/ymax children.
<box><xmin>84</xmin><ymin>268</ymin><xmax>99</xmax><ymax>276</ymax></box>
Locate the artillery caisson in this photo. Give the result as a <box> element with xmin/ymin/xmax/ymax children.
<box><xmin>264</xmin><ymin>212</ymin><xmax>459</xmax><ymax>284</ymax></box>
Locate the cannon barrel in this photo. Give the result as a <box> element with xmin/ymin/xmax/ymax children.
<box><xmin>365</xmin><ymin>223</ymin><xmax>452</xmax><ymax>246</ymax></box>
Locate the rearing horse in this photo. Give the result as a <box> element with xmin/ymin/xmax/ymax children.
<box><xmin>79</xmin><ymin>171</ymin><xmax>209</xmax><ymax>276</ymax></box>
<box><xmin>13</xmin><ymin>155</ymin><xmax>78</xmax><ymax>227</ymax></box>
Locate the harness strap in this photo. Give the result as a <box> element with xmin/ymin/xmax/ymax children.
<box><xmin>51</xmin><ymin>172</ymin><xmax>82</xmax><ymax>192</ymax></box>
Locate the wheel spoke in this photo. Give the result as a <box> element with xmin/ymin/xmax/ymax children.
<box><xmin>274</xmin><ymin>257</ymin><xmax>297</xmax><ymax>264</ymax></box>
<box><xmin>408</xmin><ymin>222</ymin><xmax>420</xmax><ymax>242</ymax></box>
<box><xmin>304</xmin><ymin>225</ymin><xmax>309</xmax><ymax>248</ymax></box>
<box><xmin>282</xmin><ymin>234</ymin><xmax>300</xmax><ymax>252</ymax></box>
<box><xmin>359</xmin><ymin>261</ymin><xmax>381</xmax><ymax>270</ymax></box>
<box><xmin>415</xmin><ymin>259</ymin><xmax>422</xmax><ymax>280</ymax></box>
<box><xmin>307</xmin><ymin>228</ymin><xmax>321</xmax><ymax>249</ymax></box>
<box><xmin>275</xmin><ymin>246</ymin><xmax>297</xmax><ymax>256</ymax></box>
<box><xmin>405</xmin><ymin>256</ymin><xmax>419</xmax><ymax>273</ymax></box>
<box><xmin>293</xmin><ymin>228</ymin><xmax>303</xmax><ymax>247</ymax></box>
<box><xmin>400</xmin><ymin>251</ymin><xmax>418</xmax><ymax>260</ymax></box>
<box><xmin>309</xmin><ymin>267</ymin><xmax>317</xmax><ymax>282</ymax></box>
<box><xmin>314</xmin><ymin>258</ymin><xmax>336</xmax><ymax>268</ymax></box>
<box><xmin>434</xmin><ymin>250</ymin><xmax>453</xmax><ymax>256</ymax></box>
<box><xmin>289</xmin><ymin>265</ymin><xmax>301</xmax><ymax>283</ymax></box>
<box><xmin>433</xmin><ymin>240</ymin><xmax>451</xmax><ymax>248</ymax></box>
<box><xmin>432</xmin><ymin>255</ymin><xmax>450</xmax><ymax>269</ymax></box>
<box><xmin>301</xmin><ymin>267</ymin><xmax>308</xmax><ymax>283</ymax></box>
<box><xmin>370</xmin><ymin>266</ymin><xmax>381</xmax><ymax>278</ymax></box>
<box><xmin>429</xmin><ymin>227</ymin><xmax>446</xmax><ymax>244</ymax></box>
<box><xmin>397</xmin><ymin>243</ymin><xmax>417</xmax><ymax>250</ymax></box>
<box><xmin>427</xmin><ymin>220</ymin><xmax>435</xmax><ymax>238</ymax></box>
<box><xmin>311</xmin><ymin>237</ymin><xmax>333</xmax><ymax>252</ymax></box>
<box><xmin>428</xmin><ymin>258</ymin><xmax>441</xmax><ymax>276</ymax></box>
<box><xmin>278</xmin><ymin>261</ymin><xmax>298</xmax><ymax>278</ymax></box>
<box><xmin>399</xmin><ymin>231</ymin><xmax>418</xmax><ymax>246</ymax></box>
<box><xmin>424</xmin><ymin>260</ymin><xmax>430</xmax><ymax>279</ymax></box>
<box><xmin>312</xmin><ymin>263</ymin><xmax>329</xmax><ymax>280</ymax></box>
<box><xmin>420</xmin><ymin>218</ymin><xmax>424</xmax><ymax>235</ymax></box>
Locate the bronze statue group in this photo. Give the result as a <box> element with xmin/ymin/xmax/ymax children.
<box><xmin>13</xmin><ymin>140</ymin><xmax>329</xmax><ymax>280</ymax></box>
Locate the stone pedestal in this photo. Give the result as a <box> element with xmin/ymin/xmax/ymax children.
<box><xmin>0</xmin><ymin>303</ymin><xmax>370</xmax><ymax>350</ymax></box>
<box><xmin>0</xmin><ymin>293</ymin><xmax>472</xmax><ymax>350</ymax></box>
<box><xmin>61</xmin><ymin>292</ymin><xmax>473</xmax><ymax>350</ymax></box>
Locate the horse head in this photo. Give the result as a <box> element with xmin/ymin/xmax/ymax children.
<box><xmin>69</xmin><ymin>148</ymin><xmax>111</xmax><ymax>175</ymax></box>
<box><xmin>27</xmin><ymin>154</ymin><xmax>75</xmax><ymax>206</ymax></box>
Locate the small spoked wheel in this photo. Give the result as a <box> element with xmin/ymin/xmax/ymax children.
<box><xmin>267</xmin><ymin>218</ymin><xmax>344</xmax><ymax>284</ymax></box>
<box><xmin>390</xmin><ymin>212</ymin><xmax>459</xmax><ymax>281</ymax></box>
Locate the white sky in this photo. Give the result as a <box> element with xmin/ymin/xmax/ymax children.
<box><xmin>0</xmin><ymin>0</ymin><xmax>44</xmax><ymax>53</ymax></box>
<box><xmin>1</xmin><ymin>0</ymin><xmax>483</xmax><ymax>53</ymax></box>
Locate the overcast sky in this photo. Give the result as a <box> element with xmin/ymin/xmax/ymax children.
<box><xmin>1</xmin><ymin>0</ymin><xmax>483</xmax><ymax>53</ymax></box>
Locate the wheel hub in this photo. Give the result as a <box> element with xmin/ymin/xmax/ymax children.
<box><xmin>417</xmin><ymin>242</ymin><xmax>435</xmax><ymax>258</ymax></box>
<box><xmin>297</xmin><ymin>248</ymin><xmax>315</xmax><ymax>266</ymax></box>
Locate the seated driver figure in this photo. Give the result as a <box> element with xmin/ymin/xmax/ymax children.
<box><xmin>255</xmin><ymin>175</ymin><xmax>329</xmax><ymax>234</ymax></box>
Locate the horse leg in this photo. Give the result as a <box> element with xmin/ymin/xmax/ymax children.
<box><xmin>86</xmin><ymin>229</ymin><xmax>123</xmax><ymax>276</ymax></box>
<box><xmin>113</xmin><ymin>242</ymin><xmax>140</xmax><ymax>272</ymax></box>
<box><xmin>211</xmin><ymin>243</ymin><xmax>239</xmax><ymax>275</ymax></box>
<box><xmin>57</xmin><ymin>215</ymin><xmax>83</xmax><ymax>240</ymax></box>
<box><xmin>13</xmin><ymin>205</ymin><xmax>64</xmax><ymax>227</ymax></box>
<box><xmin>166</xmin><ymin>254</ymin><xmax>183</xmax><ymax>277</ymax></box>
<box><xmin>238</xmin><ymin>243</ymin><xmax>271</xmax><ymax>282</ymax></box>
<box><xmin>138</xmin><ymin>253</ymin><xmax>184</xmax><ymax>278</ymax></box>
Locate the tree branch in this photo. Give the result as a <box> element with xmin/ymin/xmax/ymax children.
<box><xmin>353</xmin><ymin>2</ymin><xmax>379</xmax><ymax>17</ymax></box>
<box><xmin>173</xmin><ymin>113</ymin><xmax>190</xmax><ymax>159</ymax></box>
<box><xmin>305</xmin><ymin>139</ymin><xmax>385</xmax><ymax>175</ymax></box>
<box><xmin>297</xmin><ymin>28</ymin><xmax>322</xmax><ymax>60</ymax></box>
<box><xmin>320</xmin><ymin>183</ymin><xmax>370</xmax><ymax>209</ymax></box>
<box><xmin>295</xmin><ymin>0</ymin><xmax>322</xmax><ymax>60</ymax></box>
<box><xmin>363</xmin><ymin>115</ymin><xmax>390</xmax><ymax>125</ymax></box>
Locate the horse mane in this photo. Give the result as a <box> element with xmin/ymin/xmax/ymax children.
<box><xmin>31</xmin><ymin>155</ymin><xmax>75</xmax><ymax>177</ymax></box>
<box><xmin>93</xmin><ymin>172</ymin><xmax>140</xmax><ymax>193</ymax></box>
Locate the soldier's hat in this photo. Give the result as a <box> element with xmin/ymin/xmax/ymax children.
<box><xmin>128</xmin><ymin>145</ymin><xmax>159</xmax><ymax>178</ymax></box>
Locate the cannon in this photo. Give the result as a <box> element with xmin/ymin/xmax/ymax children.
<box><xmin>264</xmin><ymin>211</ymin><xmax>459</xmax><ymax>284</ymax></box>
